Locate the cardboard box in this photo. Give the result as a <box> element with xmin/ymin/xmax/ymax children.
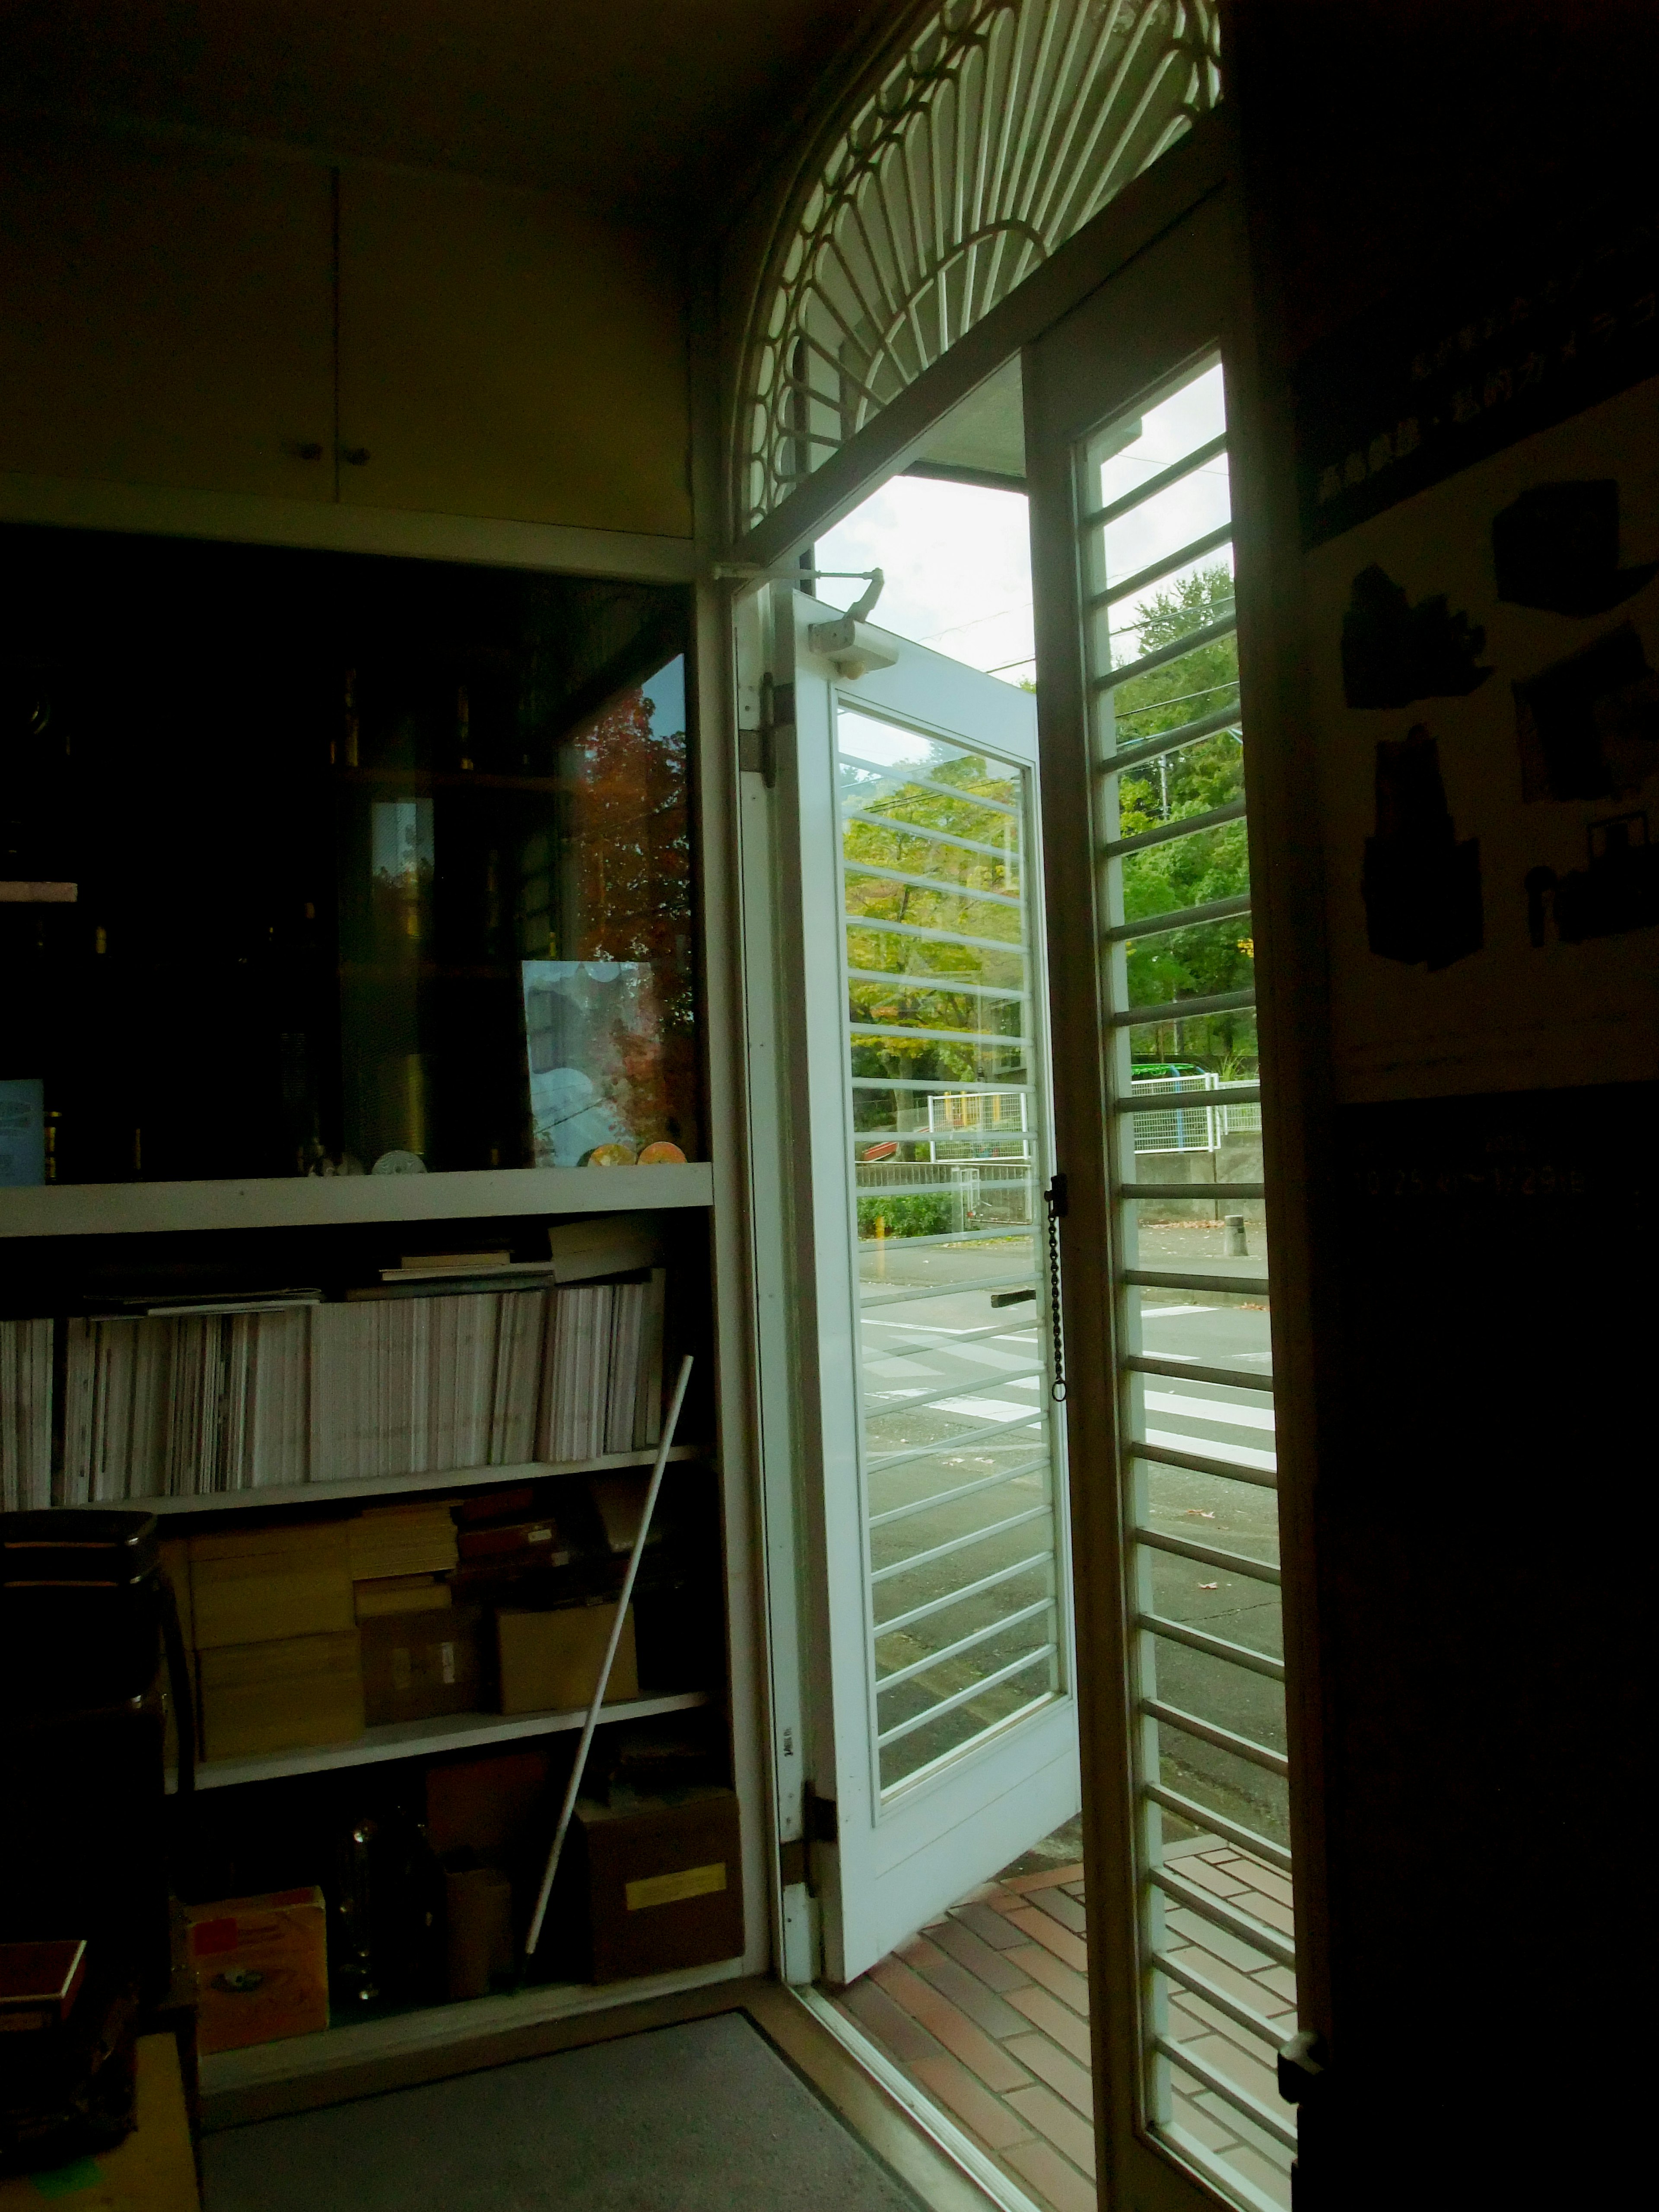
<box><xmin>198</xmin><ymin>1631</ymin><xmax>364</xmax><ymax>1761</ymax></box>
<box><xmin>188</xmin><ymin>1521</ymin><xmax>353</xmax><ymax>1649</ymax></box>
<box><xmin>158</xmin><ymin>1537</ymin><xmax>197</xmax><ymax>1769</ymax></box>
<box><xmin>359</xmin><ymin>1605</ymin><xmax>483</xmax><ymax>1727</ymax></box>
<box><xmin>348</xmin><ymin>1503</ymin><xmax>458</xmax><ymax>1582</ymax></box>
<box><xmin>572</xmin><ymin>1789</ymin><xmax>744</xmax><ymax>1983</ymax></box>
<box><xmin>425</xmin><ymin>1748</ymin><xmax>549</xmax><ymax>1860</ymax></box>
<box><xmin>496</xmin><ymin>1601</ymin><xmax>637</xmax><ymax>1716</ymax></box>
<box><xmin>185</xmin><ymin>1888</ymin><xmax>328</xmax><ymax>2053</ymax></box>
<box><xmin>354</xmin><ymin>1573</ymin><xmax>453</xmax><ymax>1619</ymax></box>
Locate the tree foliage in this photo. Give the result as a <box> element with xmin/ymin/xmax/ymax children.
<box><xmin>1108</xmin><ymin>564</ymin><xmax>1254</xmax><ymax>1067</ymax></box>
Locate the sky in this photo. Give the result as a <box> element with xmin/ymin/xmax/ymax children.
<box><xmin>808</xmin><ymin>361</ymin><xmax>1232</xmax><ymax>687</ymax></box>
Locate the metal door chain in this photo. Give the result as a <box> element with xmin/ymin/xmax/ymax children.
<box><xmin>1044</xmin><ymin>1173</ymin><xmax>1067</xmax><ymax>1402</ymax></box>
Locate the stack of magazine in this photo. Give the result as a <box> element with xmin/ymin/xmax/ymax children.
<box><xmin>46</xmin><ymin>1274</ymin><xmax>666</xmax><ymax>1504</ymax></box>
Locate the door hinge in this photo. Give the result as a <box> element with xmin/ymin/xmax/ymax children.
<box><xmin>778</xmin><ymin>1836</ymin><xmax>808</xmax><ymax>1888</ymax></box>
<box><xmin>739</xmin><ymin>676</ymin><xmax>793</xmax><ymax>786</ymax></box>
<box><xmin>804</xmin><ymin>1780</ymin><xmax>838</xmax><ymax>1843</ymax></box>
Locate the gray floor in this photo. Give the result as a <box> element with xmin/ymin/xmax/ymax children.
<box><xmin>203</xmin><ymin>2012</ymin><xmax>923</xmax><ymax>2212</ymax></box>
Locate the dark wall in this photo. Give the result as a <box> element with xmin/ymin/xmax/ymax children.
<box><xmin>1224</xmin><ymin>6</ymin><xmax>1655</xmax><ymax>2203</ymax></box>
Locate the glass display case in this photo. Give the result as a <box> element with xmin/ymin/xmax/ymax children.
<box><xmin>0</xmin><ymin>527</ymin><xmax>699</xmax><ymax>1185</ymax></box>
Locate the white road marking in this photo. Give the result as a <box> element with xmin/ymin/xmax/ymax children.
<box><xmin>1145</xmin><ymin>1427</ymin><xmax>1277</xmax><ymax>1474</ymax></box>
<box><xmin>1144</xmin><ymin>1390</ymin><xmax>1275</xmax><ymax>1432</ymax></box>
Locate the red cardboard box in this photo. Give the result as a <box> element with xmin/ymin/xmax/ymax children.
<box><xmin>185</xmin><ymin>1888</ymin><xmax>327</xmax><ymax>2053</ymax></box>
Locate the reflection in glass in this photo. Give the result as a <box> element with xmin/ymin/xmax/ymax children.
<box><xmin>838</xmin><ymin>703</ymin><xmax>1065</xmax><ymax>1796</ymax></box>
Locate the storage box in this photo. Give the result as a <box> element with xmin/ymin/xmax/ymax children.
<box><xmin>571</xmin><ymin>1788</ymin><xmax>743</xmax><ymax>1982</ymax></box>
<box><xmin>355</xmin><ymin>1573</ymin><xmax>453</xmax><ymax>1619</ymax></box>
<box><xmin>425</xmin><ymin>1748</ymin><xmax>549</xmax><ymax>1860</ymax></box>
<box><xmin>348</xmin><ymin>1503</ymin><xmax>458</xmax><ymax>1582</ymax></box>
<box><xmin>188</xmin><ymin>1521</ymin><xmax>353</xmax><ymax>1649</ymax></box>
<box><xmin>185</xmin><ymin>1888</ymin><xmax>328</xmax><ymax>2053</ymax></box>
<box><xmin>496</xmin><ymin>1601</ymin><xmax>637</xmax><ymax>1716</ymax></box>
<box><xmin>359</xmin><ymin>1605</ymin><xmax>483</xmax><ymax>1726</ymax></box>
<box><xmin>198</xmin><ymin>1631</ymin><xmax>364</xmax><ymax>1761</ymax></box>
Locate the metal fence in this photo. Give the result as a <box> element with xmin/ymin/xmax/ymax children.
<box><xmin>1129</xmin><ymin>1074</ymin><xmax>1261</xmax><ymax>1154</ymax></box>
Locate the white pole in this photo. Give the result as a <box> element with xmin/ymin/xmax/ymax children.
<box><xmin>524</xmin><ymin>1353</ymin><xmax>695</xmax><ymax>1956</ymax></box>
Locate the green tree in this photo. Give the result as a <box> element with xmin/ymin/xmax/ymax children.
<box><xmin>1107</xmin><ymin>563</ymin><xmax>1254</xmax><ymax>1068</ymax></box>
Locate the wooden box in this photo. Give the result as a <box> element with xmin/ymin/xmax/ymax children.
<box><xmin>198</xmin><ymin>1630</ymin><xmax>363</xmax><ymax>1761</ymax></box>
<box><xmin>496</xmin><ymin>1601</ymin><xmax>637</xmax><ymax>1716</ymax></box>
<box><xmin>359</xmin><ymin>1605</ymin><xmax>483</xmax><ymax>1727</ymax></box>
<box><xmin>572</xmin><ymin>1788</ymin><xmax>743</xmax><ymax>1983</ymax></box>
<box><xmin>188</xmin><ymin>1521</ymin><xmax>353</xmax><ymax>1649</ymax></box>
<box><xmin>185</xmin><ymin>1888</ymin><xmax>328</xmax><ymax>2053</ymax></box>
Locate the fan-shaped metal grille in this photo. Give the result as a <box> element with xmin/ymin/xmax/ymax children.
<box><xmin>736</xmin><ymin>0</ymin><xmax>1221</xmax><ymax>536</ymax></box>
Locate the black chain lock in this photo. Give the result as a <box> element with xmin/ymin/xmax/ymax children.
<box><xmin>1043</xmin><ymin>1173</ymin><xmax>1067</xmax><ymax>1402</ymax></box>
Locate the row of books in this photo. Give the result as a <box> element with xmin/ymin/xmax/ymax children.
<box><xmin>0</xmin><ymin>1317</ymin><xmax>53</xmax><ymax>1511</ymax></box>
<box><xmin>1</xmin><ymin>1278</ymin><xmax>665</xmax><ymax>1505</ymax></box>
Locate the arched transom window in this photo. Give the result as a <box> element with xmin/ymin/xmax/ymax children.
<box><xmin>735</xmin><ymin>0</ymin><xmax>1221</xmax><ymax>537</ymax></box>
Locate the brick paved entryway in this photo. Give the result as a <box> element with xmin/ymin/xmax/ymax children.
<box><xmin>830</xmin><ymin>1827</ymin><xmax>1297</xmax><ymax>2212</ymax></box>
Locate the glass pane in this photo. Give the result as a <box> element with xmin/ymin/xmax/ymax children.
<box><xmin>1090</xmin><ymin>362</ymin><xmax>1228</xmax><ymax>510</ymax></box>
<box><xmin>1151</xmin><ymin>1711</ymin><xmax>1290</xmax><ymax>1851</ymax></box>
<box><xmin>1144</xmin><ymin>1630</ymin><xmax>1286</xmax><ymax>1758</ymax></box>
<box><xmin>839</xmin><ymin>703</ymin><xmax>1064</xmax><ymax>1795</ymax></box>
<box><xmin>1138</xmin><ymin>1460</ymin><xmax>1282</xmax><ymax>1578</ymax></box>
<box><xmin>1123</xmin><ymin>915</ymin><xmax>1256</xmax><ymax>1010</ymax></box>
<box><xmin>1098</xmin><ymin>484</ymin><xmax>1233</xmax><ymax>605</ymax></box>
<box><xmin>1126</xmin><ymin>1011</ymin><xmax>1260</xmax><ymax>1086</ymax></box>
<box><xmin>1130</xmin><ymin>1287</ymin><xmax>1273</xmax><ymax>1382</ymax></box>
<box><xmin>0</xmin><ymin>526</ymin><xmax>700</xmax><ymax>1182</ymax></box>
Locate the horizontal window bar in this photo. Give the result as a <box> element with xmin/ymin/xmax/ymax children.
<box><xmin>1133</xmin><ymin>1439</ymin><xmax>1278</xmax><ymax>1494</ymax></box>
<box><xmin>1135</xmin><ymin>1526</ymin><xmax>1281</xmax><ymax>1586</ymax></box>
<box><xmin>869</xmin><ymin>1501</ymin><xmax>1050</xmax><ymax>1586</ymax></box>
<box><xmin>844</xmin><ymin>857</ymin><xmax>1022</xmax><ymax>909</ymax></box>
<box><xmin>875</xmin><ymin>1595</ymin><xmax>1056</xmax><ymax>1695</ymax></box>
<box><xmin>1152</xmin><ymin>1861</ymin><xmax>1296</xmax><ymax>1971</ymax></box>
<box><xmin>1138</xmin><ymin>1611</ymin><xmax>1286</xmax><ymax>1683</ymax></box>
<box><xmin>857</xmin><ymin>1225</ymin><xmax>1039</xmax><ymax>1256</ymax></box>
<box><xmin>1121</xmin><ymin>1183</ymin><xmax>1265</xmax><ymax>1203</ymax></box>
<box><xmin>867</xmin><ymin>1365</ymin><xmax>1044</xmax><ymax>1420</ymax></box>
<box><xmin>1091</xmin><ymin>522</ymin><xmax>1235</xmax><ymax>611</ymax></box>
<box><xmin>864</xmin><ymin>1316</ymin><xmax>1041</xmax><ymax>1352</ymax></box>
<box><xmin>1093</xmin><ymin>610</ymin><xmax>1238</xmax><ymax>696</ymax></box>
<box><xmin>1142</xmin><ymin>1695</ymin><xmax>1288</xmax><ymax>1777</ymax></box>
<box><xmin>850</xmin><ymin>1021</ymin><xmax>1036</xmax><ymax>1051</ymax></box>
<box><xmin>1152</xmin><ymin>2033</ymin><xmax>1297</xmax><ymax>2153</ymax></box>
<box><xmin>874</xmin><ymin>1547</ymin><xmax>1053</xmax><ymax>1640</ymax></box>
<box><xmin>838</xmin><ymin>754</ymin><xmax>1020</xmax><ymax>820</ymax></box>
<box><xmin>1081</xmin><ymin>432</ymin><xmax>1230</xmax><ymax>531</ymax></box>
<box><xmin>860</xmin><ymin>1276</ymin><xmax>1035</xmax><ymax>1312</ymax></box>
<box><xmin>1124</xmin><ymin>1268</ymin><xmax>1269</xmax><ymax>1297</ymax></box>
<box><xmin>1125</xmin><ymin>1354</ymin><xmax>1274</xmax><ymax>1394</ymax></box>
<box><xmin>1110</xmin><ymin>986</ymin><xmax>1256</xmax><ymax>1029</ymax></box>
<box><xmin>868</xmin><ymin>1454</ymin><xmax>1051</xmax><ymax>1532</ymax></box>
<box><xmin>877</xmin><ymin>1641</ymin><xmax>1055</xmax><ymax>1750</ymax></box>
<box><xmin>1104</xmin><ymin>891</ymin><xmax>1252</xmax><ymax>944</ymax></box>
<box><xmin>1144</xmin><ymin>1780</ymin><xmax>1294</xmax><ymax>1872</ymax></box>
<box><xmin>1101</xmin><ymin>796</ymin><xmax>1247</xmax><ymax>861</ymax></box>
<box><xmin>867</xmin><ymin>1408</ymin><xmax>1046</xmax><ymax>1475</ymax></box>
<box><xmin>842</xmin><ymin>809</ymin><xmax>1018</xmax><ymax>866</ymax></box>
<box><xmin>845</xmin><ymin>968</ymin><xmax>1030</xmax><ymax>1004</ymax></box>
<box><xmin>1103</xmin><ymin>702</ymin><xmax>1243</xmax><ymax>775</ymax></box>
<box><xmin>1152</xmin><ymin>1945</ymin><xmax>1287</xmax><ymax>2051</ymax></box>
<box><xmin>853</xmin><ymin>1076</ymin><xmax>1035</xmax><ymax>1096</ymax></box>
<box><xmin>1118</xmin><ymin>1084</ymin><xmax>1259</xmax><ymax>1113</ymax></box>
<box><xmin>846</xmin><ymin>913</ymin><xmax>1027</xmax><ymax>957</ymax></box>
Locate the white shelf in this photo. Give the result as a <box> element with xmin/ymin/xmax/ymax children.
<box><xmin>174</xmin><ymin>1688</ymin><xmax>710</xmax><ymax>1792</ymax></box>
<box><xmin>0</xmin><ymin>1160</ymin><xmax>713</xmax><ymax>1239</ymax></box>
<box><xmin>124</xmin><ymin>1443</ymin><xmax>707</xmax><ymax>1516</ymax></box>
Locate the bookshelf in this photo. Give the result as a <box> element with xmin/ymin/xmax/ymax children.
<box><xmin>172</xmin><ymin>1689</ymin><xmax>712</xmax><ymax>1792</ymax></box>
<box><xmin>0</xmin><ymin>1163</ymin><xmax>713</xmax><ymax>1241</ymax></box>
<box><xmin>140</xmin><ymin>1445</ymin><xmax>705</xmax><ymax>1516</ymax></box>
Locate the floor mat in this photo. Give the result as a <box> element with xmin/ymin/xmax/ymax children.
<box><xmin>203</xmin><ymin>2010</ymin><xmax>923</xmax><ymax>2212</ymax></box>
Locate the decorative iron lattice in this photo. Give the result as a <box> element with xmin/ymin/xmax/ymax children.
<box><xmin>736</xmin><ymin>0</ymin><xmax>1221</xmax><ymax>536</ymax></box>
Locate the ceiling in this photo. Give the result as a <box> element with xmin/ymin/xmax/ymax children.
<box><xmin>0</xmin><ymin>1</ymin><xmax>872</xmax><ymax>221</ymax></box>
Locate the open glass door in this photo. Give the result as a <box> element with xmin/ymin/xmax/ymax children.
<box><xmin>1026</xmin><ymin>193</ymin><xmax>1301</xmax><ymax>2212</ymax></box>
<box><xmin>764</xmin><ymin>581</ymin><xmax>1080</xmax><ymax>1986</ymax></box>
